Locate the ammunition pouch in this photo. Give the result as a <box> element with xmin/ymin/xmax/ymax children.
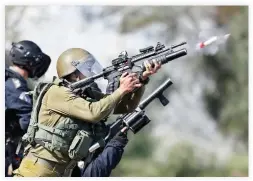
<box><xmin>68</xmin><ymin>130</ymin><xmax>93</xmax><ymax>160</ymax></box>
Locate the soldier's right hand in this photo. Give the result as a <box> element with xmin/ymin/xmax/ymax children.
<box><xmin>118</xmin><ymin>72</ymin><xmax>142</xmax><ymax>95</ymax></box>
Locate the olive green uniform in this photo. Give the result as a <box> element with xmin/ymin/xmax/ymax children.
<box><xmin>14</xmin><ymin>83</ymin><xmax>145</xmax><ymax>177</ymax></box>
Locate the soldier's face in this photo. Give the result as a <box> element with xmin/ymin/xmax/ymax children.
<box><xmin>77</xmin><ymin>72</ymin><xmax>86</xmax><ymax>81</ymax></box>
<box><xmin>69</xmin><ymin>71</ymin><xmax>86</xmax><ymax>82</ymax></box>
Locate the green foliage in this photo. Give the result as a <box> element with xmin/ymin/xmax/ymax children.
<box><xmin>113</xmin><ymin>141</ymin><xmax>248</xmax><ymax>177</ymax></box>
<box><xmin>124</xmin><ymin>130</ymin><xmax>155</xmax><ymax>159</ymax></box>
<box><xmin>225</xmin><ymin>154</ymin><xmax>248</xmax><ymax>176</ymax></box>
<box><xmin>159</xmin><ymin>142</ymin><xmax>201</xmax><ymax>176</ymax></box>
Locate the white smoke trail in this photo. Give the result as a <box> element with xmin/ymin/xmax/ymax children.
<box><xmin>187</xmin><ymin>29</ymin><xmax>231</xmax><ymax>56</ymax></box>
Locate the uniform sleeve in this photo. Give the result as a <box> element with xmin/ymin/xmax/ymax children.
<box><xmin>113</xmin><ymin>86</ymin><xmax>145</xmax><ymax>114</ymax></box>
<box><xmin>81</xmin><ymin>139</ymin><xmax>126</xmax><ymax>177</ymax></box>
<box><xmin>47</xmin><ymin>87</ymin><xmax>124</xmax><ymax>123</ymax></box>
<box><xmin>5</xmin><ymin>80</ymin><xmax>32</xmax><ymax>131</ymax></box>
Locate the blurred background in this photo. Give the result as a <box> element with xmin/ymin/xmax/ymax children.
<box><xmin>5</xmin><ymin>6</ymin><xmax>248</xmax><ymax>177</ymax></box>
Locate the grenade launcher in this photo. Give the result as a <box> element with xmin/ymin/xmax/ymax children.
<box><xmin>70</xmin><ymin>41</ymin><xmax>186</xmax><ymax>92</ymax></box>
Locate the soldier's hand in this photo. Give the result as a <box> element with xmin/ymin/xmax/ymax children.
<box><xmin>113</xmin><ymin>129</ymin><xmax>128</xmax><ymax>146</ymax></box>
<box><xmin>118</xmin><ymin>72</ymin><xmax>142</xmax><ymax>95</ymax></box>
<box><xmin>142</xmin><ymin>59</ymin><xmax>161</xmax><ymax>80</ymax></box>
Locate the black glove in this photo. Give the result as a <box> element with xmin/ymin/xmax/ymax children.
<box><xmin>113</xmin><ymin>131</ymin><xmax>128</xmax><ymax>145</ymax></box>
<box><xmin>71</xmin><ymin>164</ymin><xmax>82</xmax><ymax>177</ymax></box>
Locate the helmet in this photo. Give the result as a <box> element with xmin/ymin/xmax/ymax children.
<box><xmin>9</xmin><ymin>40</ymin><xmax>51</xmax><ymax>78</ymax></box>
<box><xmin>56</xmin><ymin>48</ymin><xmax>103</xmax><ymax>79</ymax></box>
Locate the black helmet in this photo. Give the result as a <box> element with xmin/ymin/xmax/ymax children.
<box><xmin>9</xmin><ymin>40</ymin><xmax>51</xmax><ymax>78</ymax></box>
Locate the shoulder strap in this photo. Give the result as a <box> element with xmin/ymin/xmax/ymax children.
<box><xmin>24</xmin><ymin>82</ymin><xmax>54</xmax><ymax>144</ymax></box>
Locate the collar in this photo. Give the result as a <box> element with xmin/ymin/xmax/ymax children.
<box><xmin>5</xmin><ymin>68</ymin><xmax>27</xmax><ymax>85</ymax></box>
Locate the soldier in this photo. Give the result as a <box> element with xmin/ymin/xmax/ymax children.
<box><xmin>5</xmin><ymin>40</ymin><xmax>51</xmax><ymax>176</ymax></box>
<box><xmin>14</xmin><ymin>48</ymin><xmax>161</xmax><ymax>177</ymax></box>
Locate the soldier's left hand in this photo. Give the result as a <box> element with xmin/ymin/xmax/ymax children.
<box><xmin>142</xmin><ymin>59</ymin><xmax>161</xmax><ymax>80</ymax></box>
